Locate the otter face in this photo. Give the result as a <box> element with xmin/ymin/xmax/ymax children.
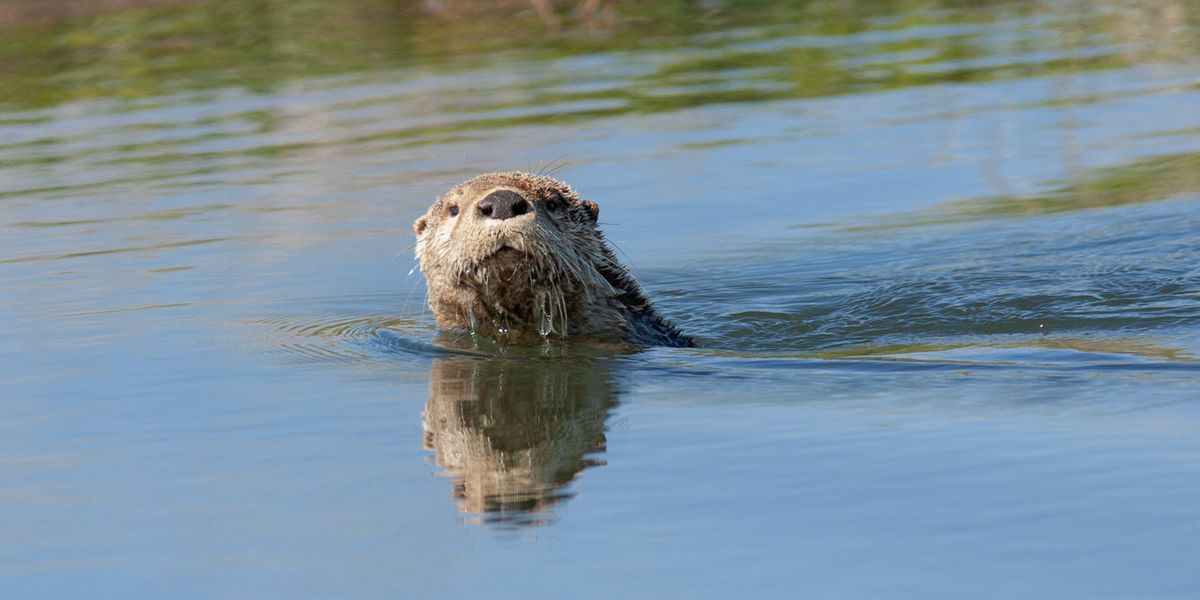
<box><xmin>414</xmin><ymin>171</ymin><xmax>612</xmax><ymax>340</ymax></box>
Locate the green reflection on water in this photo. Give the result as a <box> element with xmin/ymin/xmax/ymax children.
<box><xmin>858</xmin><ymin>150</ymin><xmax>1200</xmax><ymax>229</ymax></box>
<box><xmin>811</xmin><ymin>337</ymin><xmax>1198</xmax><ymax>363</ymax></box>
<box><xmin>5</xmin><ymin>0</ymin><xmax>1194</xmax><ymax>113</ymax></box>
<box><xmin>966</xmin><ymin>152</ymin><xmax>1200</xmax><ymax>217</ymax></box>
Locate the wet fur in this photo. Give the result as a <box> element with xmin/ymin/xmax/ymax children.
<box><xmin>414</xmin><ymin>171</ymin><xmax>692</xmax><ymax>347</ymax></box>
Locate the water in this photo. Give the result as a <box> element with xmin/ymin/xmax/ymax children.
<box><xmin>3</xmin><ymin>0</ymin><xmax>1200</xmax><ymax>597</ymax></box>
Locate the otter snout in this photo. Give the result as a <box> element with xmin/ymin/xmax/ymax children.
<box><xmin>478</xmin><ymin>190</ymin><xmax>529</xmax><ymax>220</ymax></box>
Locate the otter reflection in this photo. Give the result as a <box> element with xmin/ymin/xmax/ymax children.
<box><xmin>423</xmin><ymin>355</ymin><xmax>619</xmax><ymax>527</ymax></box>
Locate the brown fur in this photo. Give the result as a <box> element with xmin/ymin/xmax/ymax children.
<box><xmin>414</xmin><ymin>171</ymin><xmax>692</xmax><ymax>347</ymax></box>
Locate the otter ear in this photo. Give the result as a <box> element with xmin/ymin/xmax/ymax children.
<box><xmin>414</xmin><ymin>216</ymin><xmax>429</xmax><ymax>236</ymax></box>
<box><xmin>581</xmin><ymin>200</ymin><xmax>599</xmax><ymax>224</ymax></box>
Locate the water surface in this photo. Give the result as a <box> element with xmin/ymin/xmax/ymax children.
<box><xmin>3</xmin><ymin>1</ymin><xmax>1200</xmax><ymax>598</ymax></box>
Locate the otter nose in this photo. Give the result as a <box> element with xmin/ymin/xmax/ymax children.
<box><xmin>477</xmin><ymin>190</ymin><xmax>529</xmax><ymax>220</ymax></box>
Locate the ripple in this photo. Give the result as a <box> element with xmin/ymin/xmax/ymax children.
<box><xmin>662</xmin><ymin>197</ymin><xmax>1200</xmax><ymax>364</ymax></box>
<box><xmin>236</xmin><ymin>312</ymin><xmax>440</xmax><ymax>367</ymax></box>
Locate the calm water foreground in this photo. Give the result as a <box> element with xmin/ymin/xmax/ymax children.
<box><xmin>3</xmin><ymin>1</ymin><xmax>1200</xmax><ymax>597</ymax></box>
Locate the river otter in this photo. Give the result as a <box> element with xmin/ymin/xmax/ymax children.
<box><xmin>413</xmin><ymin>171</ymin><xmax>692</xmax><ymax>347</ymax></box>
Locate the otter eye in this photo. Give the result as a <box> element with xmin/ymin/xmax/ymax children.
<box><xmin>544</xmin><ymin>198</ymin><xmax>560</xmax><ymax>212</ymax></box>
<box><xmin>448</xmin><ymin>204</ymin><xmax>459</xmax><ymax>217</ymax></box>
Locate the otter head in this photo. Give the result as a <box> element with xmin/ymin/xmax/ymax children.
<box><xmin>414</xmin><ymin>171</ymin><xmax>623</xmax><ymax>342</ymax></box>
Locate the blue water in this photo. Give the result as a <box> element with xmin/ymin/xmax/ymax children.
<box><xmin>2</xmin><ymin>1</ymin><xmax>1200</xmax><ymax>597</ymax></box>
